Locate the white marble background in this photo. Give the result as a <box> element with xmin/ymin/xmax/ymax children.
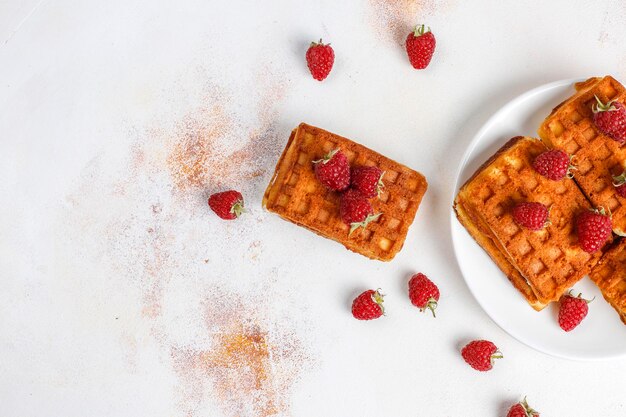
<box><xmin>2</xmin><ymin>1</ymin><xmax>626</xmax><ymax>416</ymax></box>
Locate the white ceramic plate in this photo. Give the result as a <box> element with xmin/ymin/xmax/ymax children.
<box><xmin>450</xmin><ymin>79</ymin><xmax>626</xmax><ymax>361</ymax></box>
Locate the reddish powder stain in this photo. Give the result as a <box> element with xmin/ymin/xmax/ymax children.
<box><xmin>197</xmin><ymin>325</ymin><xmax>279</xmax><ymax>416</ymax></box>
<box><xmin>167</xmin><ymin>104</ymin><xmax>234</xmax><ymax>191</ymax></box>
<box><xmin>120</xmin><ymin>80</ymin><xmax>289</xmax><ymax>320</ymax></box>
<box><xmin>76</xmin><ymin>66</ymin><xmax>301</xmax><ymax>414</ymax></box>
<box><xmin>200</xmin><ymin>327</ymin><xmax>270</xmax><ymax>388</ymax></box>
<box><xmin>248</xmin><ymin>240</ymin><xmax>262</xmax><ymax>261</ymax></box>
<box><xmin>368</xmin><ymin>0</ymin><xmax>437</xmax><ymax>44</ymax></box>
<box><xmin>138</xmin><ymin>202</ymin><xmax>172</xmax><ymax>320</ymax></box>
<box><xmin>173</xmin><ymin>295</ymin><xmax>308</xmax><ymax>417</ymax></box>
<box><xmin>166</xmin><ymin>77</ymin><xmax>287</xmax><ymax>195</ymax></box>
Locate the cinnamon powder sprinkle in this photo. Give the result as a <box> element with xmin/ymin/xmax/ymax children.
<box><xmin>368</xmin><ymin>0</ymin><xmax>436</xmax><ymax>44</ymax></box>
<box><xmin>173</xmin><ymin>294</ymin><xmax>309</xmax><ymax>417</ymax></box>
<box><xmin>64</xmin><ymin>61</ymin><xmax>303</xmax><ymax>416</ymax></box>
<box><xmin>167</xmin><ymin>104</ymin><xmax>234</xmax><ymax>191</ymax></box>
<box><xmin>166</xmin><ymin>77</ymin><xmax>286</xmax><ymax>195</ymax></box>
<box><xmin>196</xmin><ymin>324</ymin><xmax>279</xmax><ymax>416</ymax></box>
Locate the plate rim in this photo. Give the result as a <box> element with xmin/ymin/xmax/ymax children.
<box><xmin>449</xmin><ymin>77</ymin><xmax>626</xmax><ymax>362</ymax></box>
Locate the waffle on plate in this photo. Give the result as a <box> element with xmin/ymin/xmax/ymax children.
<box><xmin>538</xmin><ymin>75</ymin><xmax>626</xmax><ymax>235</ymax></box>
<box><xmin>263</xmin><ymin>123</ymin><xmax>427</xmax><ymax>261</ymax></box>
<box><xmin>454</xmin><ymin>136</ymin><xmax>602</xmax><ymax>310</ymax></box>
<box><xmin>590</xmin><ymin>239</ymin><xmax>626</xmax><ymax>325</ymax></box>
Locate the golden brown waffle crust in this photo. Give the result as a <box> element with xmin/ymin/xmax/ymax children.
<box><xmin>454</xmin><ymin>136</ymin><xmax>601</xmax><ymax>308</ymax></box>
<box><xmin>459</xmin><ymin>136</ymin><xmax>526</xmax><ymax>191</ymax></box>
<box><xmin>454</xmin><ymin>76</ymin><xmax>626</xmax><ymax>313</ymax></box>
<box><xmin>454</xmin><ymin>188</ymin><xmax>545</xmax><ymax>310</ymax></box>
<box><xmin>590</xmin><ymin>239</ymin><xmax>626</xmax><ymax>325</ymax></box>
<box><xmin>263</xmin><ymin>123</ymin><xmax>427</xmax><ymax>261</ymax></box>
<box><xmin>455</xmin><ymin>137</ymin><xmax>545</xmax><ymax>309</ymax></box>
<box><xmin>538</xmin><ymin>75</ymin><xmax>626</xmax><ymax>235</ymax></box>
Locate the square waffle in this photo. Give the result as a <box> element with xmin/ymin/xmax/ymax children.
<box><xmin>262</xmin><ymin>123</ymin><xmax>427</xmax><ymax>261</ymax></box>
<box><xmin>538</xmin><ymin>76</ymin><xmax>626</xmax><ymax>235</ymax></box>
<box><xmin>590</xmin><ymin>238</ymin><xmax>626</xmax><ymax>325</ymax></box>
<box><xmin>454</xmin><ymin>136</ymin><xmax>602</xmax><ymax>310</ymax></box>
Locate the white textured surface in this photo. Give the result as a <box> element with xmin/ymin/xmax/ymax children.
<box><xmin>1</xmin><ymin>1</ymin><xmax>626</xmax><ymax>416</ymax></box>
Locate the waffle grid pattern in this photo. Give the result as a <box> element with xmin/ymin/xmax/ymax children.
<box><xmin>539</xmin><ymin>76</ymin><xmax>626</xmax><ymax>233</ymax></box>
<box><xmin>264</xmin><ymin>124</ymin><xmax>427</xmax><ymax>261</ymax></box>
<box><xmin>461</xmin><ymin>138</ymin><xmax>600</xmax><ymax>303</ymax></box>
<box><xmin>590</xmin><ymin>239</ymin><xmax>626</xmax><ymax>324</ymax></box>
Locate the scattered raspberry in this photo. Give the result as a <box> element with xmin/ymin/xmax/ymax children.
<box><xmin>592</xmin><ymin>96</ymin><xmax>626</xmax><ymax>144</ymax></box>
<box><xmin>558</xmin><ymin>291</ymin><xmax>593</xmax><ymax>332</ymax></box>
<box><xmin>408</xmin><ymin>273</ymin><xmax>440</xmax><ymax>317</ymax></box>
<box><xmin>351</xmin><ymin>166</ymin><xmax>384</xmax><ymax>198</ymax></box>
<box><xmin>461</xmin><ymin>340</ymin><xmax>502</xmax><ymax>371</ymax></box>
<box><xmin>352</xmin><ymin>289</ymin><xmax>385</xmax><ymax>320</ymax></box>
<box><xmin>313</xmin><ymin>149</ymin><xmax>350</xmax><ymax>191</ymax></box>
<box><xmin>405</xmin><ymin>24</ymin><xmax>436</xmax><ymax>70</ymax></box>
<box><xmin>532</xmin><ymin>149</ymin><xmax>573</xmax><ymax>180</ymax></box>
<box><xmin>576</xmin><ymin>208</ymin><xmax>612</xmax><ymax>253</ymax></box>
<box><xmin>208</xmin><ymin>190</ymin><xmax>244</xmax><ymax>220</ymax></box>
<box><xmin>512</xmin><ymin>202</ymin><xmax>550</xmax><ymax>231</ymax></box>
<box><xmin>613</xmin><ymin>170</ymin><xmax>626</xmax><ymax>198</ymax></box>
<box><xmin>340</xmin><ymin>189</ymin><xmax>381</xmax><ymax>234</ymax></box>
<box><xmin>306</xmin><ymin>39</ymin><xmax>334</xmax><ymax>81</ymax></box>
<box><xmin>507</xmin><ymin>397</ymin><xmax>540</xmax><ymax>417</ymax></box>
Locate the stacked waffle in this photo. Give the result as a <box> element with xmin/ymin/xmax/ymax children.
<box><xmin>455</xmin><ymin>136</ymin><xmax>602</xmax><ymax>310</ymax></box>
<box><xmin>590</xmin><ymin>239</ymin><xmax>626</xmax><ymax>324</ymax></box>
<box><xmin>538</xmin><ymin>76</ymin><xmax>626</xmax><ymax>235</ymax></box>
<box><xmin>455</xmin><ymin>76</ymin><xmax>626</xmax><ymax>324</ymax></box>
<box><xmin>263</xmin><ymin>123</ymin><xmax>427</xmax><ymax>261</ymax></box>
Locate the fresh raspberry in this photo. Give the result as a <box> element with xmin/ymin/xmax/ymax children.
<box><xmin>558</xmin><ymin>291</ymin><xmax>593</xmax><ymax>332</ymax></box>
<box><xmin>512</xmin><ymin>202</ymin><xmax>550</xmax><ymax>231</ymax></box>
<box><xmin>461</xmin><ymin>340</ymin><xmax>502</xmax><ymax>371</ymax></box>
<box><xmin>592</xmin><ymin>96</ymin><xmax>626</xmax><ymax>144</ymax></box>
<box><xmin>576</xmin><ymin>208</ymin><xmax>612</xmax><ymax>253</ymax></box>
<box><xmin>408</xmin><ymin>273</ymin><xmax>440</xmax><ymax>317</ymax></box>
<box><xmin>306</xmin><ymin>39</ymin><xmax>334</xmax><ymax>81</ymax></box>
<box><xmin>313</xmin><ymin>149</ymin><xmax>350</xmax><ymax>191</ymax></box>
<box><xmin>405</xmin><ymin>24</ymin><xmax>436</xmax><ymax>69</ymax></box>
<box><xmin>532</xmin><ymin>149</ymin><xmax>573</xmax><ymax>180</ymax></box>
<box><xmin>340</xmin><ymin>189</ymin><xmax>381</xmax><ymax>234</ymax></box>
<box><xmin>208</xmin><ymin>190</ymin><xmax>244</xmax><ymax>220</ymax></box>
<box><xmin>613</xmin><ymin>170</ymin><xmax>626</xmax><ymax>198</ymax></box>
<box><xmin>352</xmin><ymin>289</ymin><xmax>385</xmax><ymax>320</ymax></box>
<box><xmin>507</xmin><ymin>397</ymin><xmax>540</xmax><ymax>417</ymax></box>
<box><xmin>350</xmin><ymin>166</ymin><xmax>384</xmax><ymax>198</ymax></box>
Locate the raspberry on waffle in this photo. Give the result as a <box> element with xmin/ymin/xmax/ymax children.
<box><xmin>454</xmin><ymin>136</ymin><xmax>603</xmax><ymax>310</ymax></box>
<box><xmin>263</xmin><ymin>123</ymin><xmax>427</xmax><ymax>261</ymax></box>
<box><xmin>538</xmin><ymin>76</ymin><xmax>626</xmax><ymax>235</ymax></box>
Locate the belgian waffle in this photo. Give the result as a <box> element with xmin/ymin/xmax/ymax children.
<box><xmin>263</xmin><ymin>123</ymin><xmax>427</xmax><ymax>261</ymax></box>
<box><xmin>538</xmin><ymin>76</ymin><xmax>626</xmax><ymax>235</ymax></box>
<box><xmin>590</xmin><ymin>239</ymin><xmax>626</xmax><ymax>325</ymax></box>
<box><xmin>454</xmin><ymin>136</ymin><xmax>602</xmax><ymax>310</ymax></box>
